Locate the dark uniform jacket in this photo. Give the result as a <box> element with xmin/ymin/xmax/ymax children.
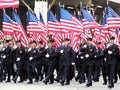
<box><xmin>14</xmin><ymin>46</ymin><xmax>26</xmax><ymax>62</ymax></box>
<box><xmin>44</xmin><ymin>46</ymin><xmax>56</xmax><ymax>65</ymax></box>
<box><xmin>57</xmin><ymin>45</ymin><xmax>75</xmax><ymax>66</ymax></box>
<box><xmin>104</xmin><ymin>44</ymin><xmax>119</xmax><ymax>64</ymax></box>
<box><xmin>27</xmin><ymin>48</ymin><xmax>39</xmax><ymax>62</ymax></box>
<box><xmin>94</xmin><ymin>47</ymin><xmax>102</xmax><ymax>65</ymax></box>
<box><xmin>37</xmin><ymin>47</ymin><xmax>45</xmax><ymax>64</ymax></box>
<box><xmin>0</xmin><ymin>46</ymin><xmax>12</xmax><ymax>65</ymax></box>
<box><xmin>81</xmin><ymin>44</ymin><xmax>96</xmax><ymax>65</ymax></box>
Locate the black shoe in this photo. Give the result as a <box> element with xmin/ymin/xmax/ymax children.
<box><xmin>35</xmin><ymin>80</ymin><xmax>39</xmax><ymax>83</ymax></box>
<box><xmin>43</xmin><ymin>80</ymin><xmax>48</xmax><ymax>85</ymax></box>
<box><xmin>0</xmin><ymin>79</ymin><xmax>3</xmax><ymax>82</ymax></box>
<box><xmin>18</xmin><ymin>81</ymin><xmax>23</xmax><ymax>83</ymax></box>
<box><xmin>108</xmin><ymin>84</ymin><xmax>114</xmax><ymax>89</ymax></box>
<box><xmin>40</xmin><ymin>77</ymin><xmax>43</xmax><ymax>81</ymax></box>
<box><xmin>65</xmin><ymin>82</ymin><xmax>70</xmax><ymax>85</ymax></box>
<box><xmin>75</xmin><ymin>77</ymin><xmax>78</xmax><ymax>81</ymax></box>
<box><xmin>94</xmin><ymin>79</ymin><xmax>99</xmax><ymax>82</ymax></box>
<box><xmin>86</xmin><ymin>83</ymin><xmax>92</xmax><ymax>87</ymax></box>
<box><xmin>114</xmin><ymin>80</ymin><xmax>117</xmax><ymax>83</ymax></box>
<box><xmin>60</xmin><ymin>80</ymin><xmax>64</xmax><ymax>86</ymax></box>
<box><xmin>54</xmin><ymin>78</ymin><xmax>59</xmax><ymax>82</ymax></box>
<box><xmin>27</xmin><ymin>81</ymin><xmax>33</xmax><ymax>84</ymax></box>
<box><xmin>103</xmin><ymin>82</ymin><xmax>107</xmax><ymax>85</ymax></box>
<box><xmin>79</xmin><ymin>80</ymin><xmax>82</xmax><ymax>84</ymax></box>
<box><xmin>82</xmin><ymin>80</ymin><xmax>86</xmax><ymax>83</ymax></box>
<box><xmin>12</xmin><ymin>79</ymin><xmax>16</xmax><ymax>83</ymax></box>
<box><xmin>49</xmin><ymin>82</ymin><xmax>54</xmax><ymax>84</ymax></box>
<box><xmin>6</xmin><ymin>80</ymin><xmax>10</xmax><ymax>83</ymax></box>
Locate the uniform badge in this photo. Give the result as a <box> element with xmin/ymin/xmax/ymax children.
<box><xmin>33</xmin><ymin>50</ymin><xmax>36</xmax><ymax>53</ymax></box>
<box><xmin>90</xmin><ymin>49</ymin><xmax>93</xmax><ymax>52</ymax></box>
<box><xmin>20</xmin><ymin>51</ymin><xmax>22</xmax><ymax>53</ymax></box>
<box><xmin>39</xmin><ymin>51</ymin><xmax>42</xmax><ymax>53</ymax></box>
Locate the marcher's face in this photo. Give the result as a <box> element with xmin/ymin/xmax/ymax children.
<box><xmin>5</xmin><ymin>42</ymin><xmax>9</xmax><ymax>46</ymax></box>
<box><xmin>109</xmin><ymin>40</ymin><xmax>114</xmax><ymax>44</ymax></box>
<box><xmin>31</xmin><ymin>43</ymin><xmax>36</xmax><ymax>48</ymax></box>
<box><xmin>17</xmin><ymin>42</ymin><xmax>22</xmax><ymax>46</ymax></box>
<box><xmin>9</xmin><ymin>43</ymin><xmax>13</xmax><ymax>47</ymax></box>
<box><xmin>64</xmin><ymin>41</ymin><xmax>69</xmax><ymax>46</ymax></box>
<box><xmin>96</xmin><ymin>45</ymin><xmax>100</xmax><ymax>48</ymax></box>
<box><xmin>48</xmin><ymin>43</ymin><xmax>52</xmax><ymax>47</ymax></box>
<box><xmin>38</xmin><ymin>43</ymin><xmax>42</xmax><ymax>47</ymax></box>
<box><xmin>87</xmin><ymin>41</ymin><xmax>92</xmax><ymax>44</ymax></box>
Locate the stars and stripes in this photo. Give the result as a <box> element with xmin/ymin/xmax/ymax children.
<box><xmin>27</xmin><ymin>10</ymin><xmax>47</xmax><ymax>45</ymax></box>
<box><xmin>12</xmin><ymin>10</ymin><xmax>29</xmax><ymax>47</ymax></box>
<box><xmin>0</xmin><ymin>0</ymin><xmax>19</xmax><ymax>9</ymax></box>
<box><xmin>0</xmin><ymin>6</ymin><xmax>120</xmax><ymax>49</ymax></box>
<box><xmin>47</xmin><ymin>11</ymin><xmax>62</xmax><ymax>48</ymax></box>
<box><xmin>2</xmin><ymin>12</ymin><xmax>14</xmax><ymax>37</ymax></box>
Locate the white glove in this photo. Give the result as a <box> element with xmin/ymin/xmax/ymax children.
<box><xmin>17</xmin><ymin>57</ymin><xmax>20</xmax><ymax>61</ymax></box>
<box><xmin>29</xmin><ymin>57</ymin><xmax>33</xmax><ymax>61</ymax></box>
<box><xmin>80</xmin><ymin>56</ymin><xmax>84</xmax><ymax>59</ymax></box>
<box><xmin>94</xmin><ymin>55</ymin><xmax>97</xmax><ymax>58</ymax></box>
<box><xmin>3</xmin><ymin>55</ymin><xmax>6</xmax><ymax>59</ymax></box>
<box><xmin>2</xmin><ymin>48</ymin><xmax>5</xmax><ymax>51</ymax></box>
<box><xmin>83</xmin><ymin>45</ymin><xmax>87</xmax><ymax>48</ymax></box>
<box><xmin>85</xmin><ymin>54</ymin><xmax>89</xmax><ymax>58</ymax></box>
<box><xmin>13</xmin><ymin>45</ymin><xmax>17</xmax><ymax>49</ymax></box>
<box><xmin>76</xmin><ymin>55</ymin><xmax>79</xmax><ymax>58</ymax></box>
<box><xmin>28</xmin><ymin>48</ymin><xmax>31</xmax><ymax>52</ymax></box>
<box><xmin>78</xmin><ymin>51</ymin><xmax>81</xmax><ymax>55</ymax></box>
<box><xmin>46</xmin><ymin>53</ymin><xmax>50</xmax><ymax>58</ymax></box>
<box><xmin>60</xmin><ymin>50</ymin><xmax>64</xmax><ymax>53</ymax></box>
<box><xmin>104</xmin><ymin>58</ymin><xmax>107</xmax><ymax>62</ymax></box>
<box><xmin>108</xmin><ymin>50</ymin><xmax>112</xmax><ymax>54</ymax></box>
<box><xmin>45</xmin><ymin>46</ymin><xmax>48</xmax><ymax>49</ymax></box>
<box><xmin>71</xmin><ymin>63</ymin><xmax>75</xmax><ymax>65</ymax></box>
<box><xmin>20</xmin><ymin>51</ymin><xmax>22</xmax><ymax>53</ymax></box>
<box><xmin>107</xmin><ymin>44</ymin><xmax>111</xmax><ymax>48</ymax></box>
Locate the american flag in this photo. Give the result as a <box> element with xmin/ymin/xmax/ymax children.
<box><xmin>81</xmin><ymin>8</ymin><xmax>107</xmax><ymax>48</ymax></box>
<box><xmin>47</xmin><ymin>11</ymin><xmax>62</xmax><ymax>48</ymax></box>
<box><xmin>27</xmin><ymin>10</ymin><xmax>47</xmax><ymax>45</ymax></box>
<box><xmin>60</xmin><ymin>8</ymin><xmax>83</xmax><ymax>50</ymax></box>
<box><xmin>103</xmin><ymin>6</ymin><xmax>120</xmax><ymax>46</ymax></box>
<box><xmin>2</xmin><ymin>12</ymin><xmax>14</xmax><ymax>37</ymax></box>
<box><xmin>107</xmin><ymin>6</ymin><xmax>120</xmax><ymax>30</ymax></box>
<box><xmin>0</xmin><ymin>0</ymin><xmax>19</xmax><ymax>9</ymax></box>
<box><xmin>81</xmin><ymin>8</ymin><xmax>97</xmax><ymax>38</ymax></box>
<box><xmin>0</xmin><ymin>31</ymin><xmax>4</xmax><ymax>39</ymax></box>
<box><xmin>12</xmin><ymin>10</ymin><xmax>29</xmax><ymax>47</ymax></box>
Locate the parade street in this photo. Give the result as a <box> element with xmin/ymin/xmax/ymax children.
<box><xmin>0</xmin><ymin>78</ymin><xmax>120</xmax><ymax>90</ymax></box>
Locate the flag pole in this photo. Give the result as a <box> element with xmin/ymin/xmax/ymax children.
<box><xmin>48</xmin><ymin>0</ymin><xmax>56</xmax><ymax>11</ymax></box>
<box><xmin>21</xmin><ymin>0</ymin><xmax>34</xmax><ymax>13</ymax></box>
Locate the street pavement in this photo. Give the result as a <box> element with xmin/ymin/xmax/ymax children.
<box><xmin>0</xmin><ymin>77</ymin><xmax>120</xmax><ymax>90</ymax></box>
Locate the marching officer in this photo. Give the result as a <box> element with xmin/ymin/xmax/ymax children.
<box><xmin>0</xmin><ymin>40</ymin><xmax>12</xmax><ymax>82</ymax></box>
<box><xmin>43</xmin><ymin>39</ymin><xmax>56</xmax><ymax>85</ymax></box>
<box><xmin>83</xmin><ymin>37</ymin><xmax>96</xmax><ymax>87</ymax></box>
<box><xmin>75</xmin><ymin>43</ymin><xmax>86</xmax><ymax>84</ymax></box>
<box><xmin>93</xmin><ymin>42</ymin><xmax>102</xmax><ymax>82</ymax></box>
<box><xmin>36</xmin><ymin>40</ymin><xmax>45</xmax><ymax>81</ymax></box>
<box><xmin>103</xmin><ymin>36</ymin><xmax>119</xmax><ymax>88</ymax></box>
<box><xmin>117</xmin><ymin>50</ymin><xmax>120</xmax><ymax>82</ymax></box>
<box><xmin>27</xmin><ymin>40</ymin><xmax>39</xmax><ymax>84</ymax></box>
<box><xmin>12</xmin><ymin>40</ymin><xmax>26</xmax><ymax>83</ymax></box>
<box><xmin>57</xmin><ymin>38</ymin><xmax>75</xmax><ymax>86</ymax></box>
